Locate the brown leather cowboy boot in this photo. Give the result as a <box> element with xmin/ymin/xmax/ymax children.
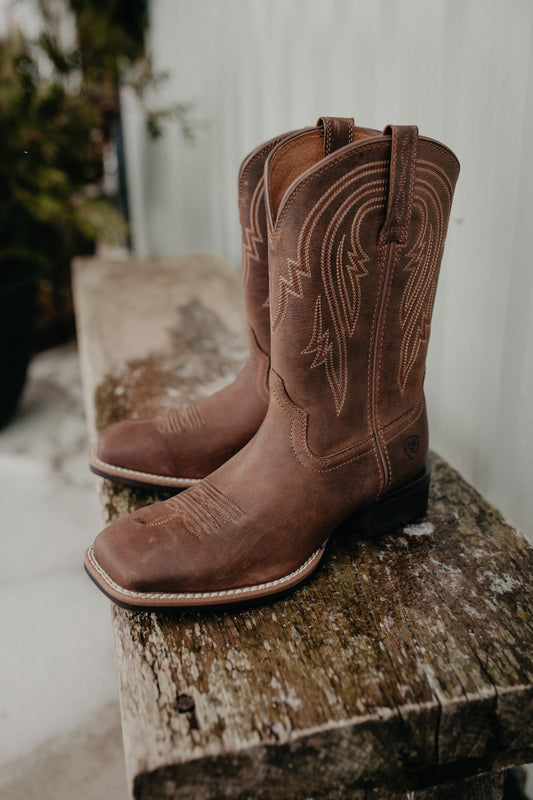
<box><xmin>89</xmin><ymin>120</ymin><xmax>360</xmax><ymax>491</ymax></box>
<box><xmin>85</xmin><ymin>122</ymin><xmax>459</xmax><ymax>608</ymax></box>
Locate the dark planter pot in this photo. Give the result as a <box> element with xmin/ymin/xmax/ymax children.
<box><xmin>0</xmin><ymin>281</ymin><xmax>36</xmax><ymax>429</ymax></box>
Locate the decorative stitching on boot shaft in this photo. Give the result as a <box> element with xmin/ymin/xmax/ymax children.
<box><xmin>270</xmin><ymin>138</ymin><xmax>458</xmax><ymax>233</ymax></box>
<box><xmin>301</xmin><ymin>188</ymin><xmax>386</xmax><ymax>415</ymax></box>
<box><xmin>270</xmin><ymin>371</ymin><xmax>426</xmax><ymax>477</ymax></box>
<box><xmin>272</xmin><ymin>165</ymin><xmax>387</xmax><ymax>333</ymax></box>
<box><xmin>397</xmin><ymin>162</ymin><xmax>454</xmax><ymax>393</ymax></box>
<box><xmin>242</xmin><ymin>178</ymin><xmax>265</xmax><ymax>287</ymax></box>
<box><xmin>272</xmin><ymin>162</ymin><xmax>388</xmax><ymax>416</ymax></box>
<box><xmin>271</xmin><ymin>372</ymin><xmax>375</xmax><ymax>473</ymax></box>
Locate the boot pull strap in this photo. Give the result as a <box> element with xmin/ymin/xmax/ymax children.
<box><xmin>317</xmin><ymin>117</ymin><xmax>354</xmax><ymax>156</ymax></box>
<box><xmin>379</xmin><ymin>124</ymin><xmax>419</xmax><ymax>244</ymax></box>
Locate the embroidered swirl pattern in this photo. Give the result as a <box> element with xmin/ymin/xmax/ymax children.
<box><xmin>397</xmin><ymin>161</ymin><xmax>453</xmax><ymax>392</ymax></box>
<box><xmin>241</xmin><ymin>178</ymin><xmax>265</xmax><ymax>287</ymax></box>
<box><xmin>272</xmin><ymin>163</ymin><xmax>387</xmax><ymax>415</ymax></box>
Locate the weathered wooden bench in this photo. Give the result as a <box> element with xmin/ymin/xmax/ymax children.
<box><xmin>73</xmin><ymin>255</ymin><xmax>533</xmax><ymax>800</ymax></box>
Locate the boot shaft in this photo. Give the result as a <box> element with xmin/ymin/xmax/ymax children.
<box><xmin>238</xmin><ymin>118</ymin><xmax>363</xmax><ymax>355</ymax></box>
<box><xmin>266</xmin><ymin>124</ymin><xmax>459</xmax><ymax>462</ymax></box>
<box><xmin>238</xmin><ymin>134</ymin><xmax>289</xmax><ymax>355</ymax></box>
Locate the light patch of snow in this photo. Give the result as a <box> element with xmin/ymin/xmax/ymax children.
<box><xmin>402</xmin><ymin>521</ymin><xmax>435</xmax><ymax>537</ymax></box>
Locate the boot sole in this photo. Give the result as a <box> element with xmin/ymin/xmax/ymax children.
<box><xmin>84</xmin><ymin>464</ymin><xmax>431</xmax><ymax>610</ymax></box>
<box><xmin>89</xmin><ymin>448</ymin><xmax>201</xmax><ymax>491</ymax></box>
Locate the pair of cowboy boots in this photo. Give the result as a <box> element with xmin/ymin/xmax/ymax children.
<box><xmin>85</xmin><ymin>117</ymin><xmax>459</xmax><ymax>609</ymax></box>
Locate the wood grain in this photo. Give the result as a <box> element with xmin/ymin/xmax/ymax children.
<box><xmin>73</xmin><ymin>256</ymin><xmax>533</xmax><ymax>799</ymax></box>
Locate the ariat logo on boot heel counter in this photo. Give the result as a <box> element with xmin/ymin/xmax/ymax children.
<box><xmin>403</xmin><ymin>435</ymin><xmax>420</xmax><ymax>459</ymax></box>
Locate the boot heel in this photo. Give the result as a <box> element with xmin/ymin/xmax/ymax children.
<box><xmin>353</xmin><ymin>462</ymin><xmax>431</xmax><ymax>539</ymax></box>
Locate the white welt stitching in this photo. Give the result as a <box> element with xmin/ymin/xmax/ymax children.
<box><xmin>90</xmin><ymin>450</ymin><xmax>201</xmax><ymax>487</ymax></box>
<box><xmin>86</xmin><ymin>546</ymin><xmax>323</xmax><ymax>601</ymax></box>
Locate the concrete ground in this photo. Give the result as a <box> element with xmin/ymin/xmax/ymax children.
<box><xmin>0</xmin><ymin>344</ymin><xmax>128</xmax><ymax>800</ymax></box>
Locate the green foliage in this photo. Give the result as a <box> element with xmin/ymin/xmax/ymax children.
<box><xmin>0</xmin><ymin>27</ymin><xmax>125</xmax><ymax>289</ymax></box>
<box><xmin>0</xmin><ymin>0</ymin><xmax>192</xmax><ymax>318</ymax></box>
<box><xmin>64</xmin><ymin>0</ymin><xmax>148</xmax><ymax>88</ymax></box>
<box><xmin>0</xmin><ymin>1</ymin><xmax>152</xmax><ymax>347</ymax></box>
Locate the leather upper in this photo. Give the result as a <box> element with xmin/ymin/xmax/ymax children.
<box><xmin>89</xmin><ymin>121</ymin><xmax>460</xmax><ymax>602</ymax></box>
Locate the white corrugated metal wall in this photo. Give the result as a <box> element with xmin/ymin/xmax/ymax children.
<box><xmin>122</xmin><ymin>0</ymin><xmax>533</xmax><ymax>541</ymax></box>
